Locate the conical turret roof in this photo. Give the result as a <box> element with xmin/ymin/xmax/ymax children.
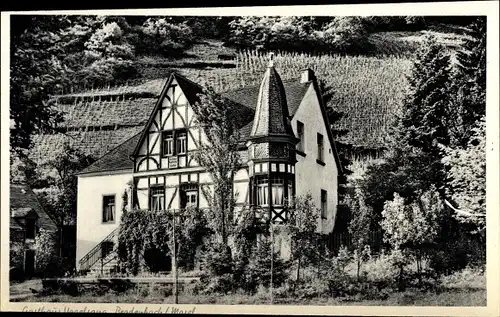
<box><xmin>250</xmin><ymin>55</ymin><xmax>295</xmax><ymax>138</ymax></box>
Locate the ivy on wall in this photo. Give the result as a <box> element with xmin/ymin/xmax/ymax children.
<box><xmin>117</xmin><ymin>206</ymin><xmax>209</xmax><ymax>275</ymax></box>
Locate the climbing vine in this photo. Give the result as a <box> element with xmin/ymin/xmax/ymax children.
<box><xmin>117</xmin><ymin>207</ymin><xmax>209</xmax><ymax>275</ymax></box>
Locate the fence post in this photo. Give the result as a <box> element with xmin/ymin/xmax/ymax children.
<box><xmin>270</xmin><ymin>222</ymin><xmax>274</xmax><ymax>305</ymax></box>
<box><xmin>172</xmin><ymin>211</ymin><xmax>178</xmax><ymax>304</ymax></box>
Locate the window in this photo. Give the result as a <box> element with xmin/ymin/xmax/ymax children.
<box><xmin>25</xmin><ymin>218</ymin><xmax>36</xmax><ymax>240</ymax></box>
<box><xmin>176</xmin><ymin>131</ymin><xmax>187</xmax><ymax>155</ymax></box>
<box><xmin>321</xmin><ymin>190</ymin><xmax>327</xmax><ymax>219</ymax></box>
<box><xmin>102</xmin><ymin>195</ymin><xmax>116</xmax><ymax>223</ymax></box>
<box><xmin>254</xmin><ymin>177</ymin><xmax>287</xmax><ymax>207</ymax></box>
<box><xmin>271</xmin><ymin>177</ymin><xmax>285</xmax><ymax>206</ymax></box>
<box><xmin>162</xmin><ymin>130</ymin><xmax>187</xmax><ymax>157</ymax></box>
<box><xmin>287</xmin><ymin>180</ymin><xmax>293</xmax><ymax>202</ymax></box>
<box><xmin>150</xmin><ymin>187</ymin><xmax>165</xmax><ymax>211</ymax></box>
<box><xmin>256</xmin><ymin>178</ymin><xmax>269</xmax><ymax>206</ymax></box>
<box><xmin>317</xmin><ymin>133</ymin><xmax>324</xmax><ymax>162</ymax></box>
<box><xmin>180</xmin><ymin>183</ymin><xmax>198</xmax><ymax>209</ymax></box>
<box><xmin>297</xmin><ymin>121</ymin><xmax>305</xmax><ymax>152</ymax></box>
<box><xmin>162</xmin><ymin>131</ymin><xmax>174</xmax><ymax>156</ymax></box>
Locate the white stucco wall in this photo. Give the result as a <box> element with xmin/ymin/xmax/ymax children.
<box><xmin>292</xmin><ymin>84</ymin><xmax>339</xmax><ymax>234</ymax></box>
<box><xmin>76</xmin><ymin>171</ymin><xmax>133</xmax><ymax>270</ymax></box>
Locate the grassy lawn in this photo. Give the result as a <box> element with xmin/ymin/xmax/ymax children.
<box><xmin>14</xmin><ymin>288</ymin><xmax>486</xmax><ymax>306</ymax></box>
<box><xmin>11</xmin><ymin>264</ymin><xmax>486</xmax><ymax>306</ymax></box>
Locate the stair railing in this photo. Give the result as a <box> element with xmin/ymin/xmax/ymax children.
<box><xmin>79</xmin><ymin>227</ymin><xmax>119</xmax><ymax>272</ymax></box>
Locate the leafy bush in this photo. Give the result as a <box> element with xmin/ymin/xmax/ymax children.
<box><xmin>427</xmin><ymin>234</ymin><xmax>473</xmax><ymax>276</ymax></box>
<box><xmin>118</xmin><ymin>208</ymin><xmax>209</xmax><ymax>275</ymax></box>
<box><xmin>227</xmin><ymin>16</ymin><xmax>371</xmax><ymax>55</ymax></box>
<box><xmin>321</xmin><ymin>17</ymin><xmax>371</xmax><ymax>54</ymax></box>
<box><xmin>34</xmin><ymin>229</ymin><xmax>67</xmax><ymax>277</ymax></box>
<box><xmin>139</xmin><ymin>18</ymin><xmax>194</xmax><ymax>56</ymax></box>
<box><xmin>361</xmin><ymin>16</ymin><xmax>427</xmax><ymax>32</ymax></box>
<box><xmin>199</xmin><ymin>273</ymin><xmax>235</xmax><ymax>295</ymax></box>
<box><xmin>78</xmin><ymin>57</ymin><xmax>139</xmax><ymax>87</ymax></box>
<box><xmin>200</xmin><ymin>241</ymin><xmax>233</xmax><ymax>276</ymax></box>
<box><xmin>10</xmin><ymin>237</ymin><xmax>25</xmax><ymax>281</ymax></box>
<box><xmin>362</xmin><ymin>251</ymin><xmax>399</xmax><ymax>285</ymax></box>
<box><xmin>440</xmin><ymin>266</ymin><xmax>485</xmax><ymax>289</ymax></box>
<box><xmin>243</xmin><ymin>237</ymin><xmax>289</xmax><ymax>292</ymax></box>
<box><xmin>85</xmin><ymin>22</ymin><xmax>135</xmax><ymax>60</ymax></box>
<box><xmin>198</xmin><ymin>241</ymin><xmax>234</xmax><ymax>294</ymax></box>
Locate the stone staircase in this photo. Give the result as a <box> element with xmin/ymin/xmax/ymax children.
<box><xmin>79</xmin><ymin>228</ymin><xmax>119</xmax><ymax>277</ymax></box>
<box><xmin>86</xmin><ymin>251</ymin><xmax>119</xmax><ymax>277</ymax></box>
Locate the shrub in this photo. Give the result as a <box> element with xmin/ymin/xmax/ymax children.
<box><xmin>34</xmin><ymin>230</ymin><xmax>66</xmax><ymax>277</ymax></box>
<box><xmin>321</xmin><ymin>17</ymin><xmax>371</xmax><ymax>54</ymax></box>
<box><xmin>198</xmin><ymin>241</ymin><xmax>234</xmax><ymax>295</ymax></box>
<box><xmin>244</xmin><ymin>236</ymin><xmax>289</xmax><ymax>292</ymax></box>
<box><xmin>440</xmin><ymin>266</ymin><xmax>485</xmax><ymax>289</ymax></box>
<box><xmin>78</xmin><ymin>57</ymin><xmax>139</xmax><ymax>87</ymax></box>
<box><xmin>200</xmin><ymin>241</ymin><xmax>233</xmax><ymax>276</ymax></box>
<box><xmin>362</xmin><ymin>251</ymin><xmax>399</xmax><ymax>285</ymax></box>
<box><xmin>427</xmin><ymin>240</ymin><xmax>470</xmax><ymax>275</ymax></box>
<box><xmin>199</xmin><ymin>273</ymin><xmax>235</xmax><ymax>295</ymax></box>
<box><xmin>9</xmin><ymin>238</ymin><xmax>25</xmax><ymax>281</ymax></box>
<box><xmin>226</xmin><ymin>16</ymin><xmax>371</xmax><ymax>55</ymax></box>
<box><xmin>140</xmin><ymin>18</ymin><xmax>194</xmax><ymax>56</ymax></box>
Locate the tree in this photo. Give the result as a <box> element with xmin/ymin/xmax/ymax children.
<box><xmin>34</xmin><ymin>229</ymin><xmax>62</xmax><ymax>277</ymax></box>
<box><xmin>360</xmin><ymin>145</ymin><xmax>442</xmax><ymax>223</ymax></box>
<box><xmin>139</xmin><ymin>17</ymin><xmax>194</xmax><ymax>56</ymax></box>
<box><xmin>456</xmin><ymin>17</ymin><xmax>486</xmax><ymax>93</ymax></box>
<box><xmin>441</xmin><ymin>117</ymin><xmax>486</xmax><ymax>232</ymax></box>
<box><xmin>381</xmin><ymin>188</ymin><xmax>443</xmax><ymax>286</ymax></box>
<box><xmin>36</xmin><ymin>143</ymin><xmax>95</xmax><ymax>227</ymax></box>
<box><xmin>10</xmin><ymin>16</ymin><xmax>72</xmax><ymax>152</ymax></box>
<box><xmin>287</xmin><ymin>195</ymin><xmax>322</xmax><ymax>285</ymax></box>
<box><xmin>192</xmin><ymin>86</ymin><xmax>241</xmax><ymax>245</ymax></box>
<box><xmin>447</xmin><ymin>17</ymin><xmax>486</xmax><ymax>148</ymax></box>
<box><xmin>399</xmin><ymin>36</ymin><xmax>453</xmax><ymax>154</ymax></box>
<box><xmin>33</xmin><ymin>143</ymin><xmax>94</xmax><ymax>273</ymax></box>
<box><xmin>348</xmin><ymin>187</ymin><xmax>373</xmax><ymax>281</ymax></box>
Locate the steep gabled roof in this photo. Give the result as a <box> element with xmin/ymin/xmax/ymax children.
<box><xmin>77</xmin><ymin>72</ymin><xmax>340</xmax><ymax>176</ymax></box>
<box><xmin>10</xmin><ymin>183</ymin><xmax>57</xmax><ymax>231</ymax></box>
<box><xmin>78</xmin><ymin>132</ymin><xmax>142</xmax><ymax>175</ymax></box>
<box><xmin>131</xmin><ymin>72</ymin><xmax>211</xmax><ymax>158</ymax></box>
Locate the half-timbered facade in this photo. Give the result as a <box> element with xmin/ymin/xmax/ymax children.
<box><xmin>76</xmin><ymin>60</ymin><xmax>342</xmax><ymax>271</ymax></box>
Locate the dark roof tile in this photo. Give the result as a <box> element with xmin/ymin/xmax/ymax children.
<box><xmin>78</xmin><ymin>132</ymin><xmax>142</xmax><ymax>175</ymax></box>
<box><xmin>10</xmin><ymin>183</ymin><xmax>57</xmax><ymax>231</ymax></box>
<box><xmin>79</xmin><ymin>75</ymin><xmax>312</xmax><ymax>175</ymax></box>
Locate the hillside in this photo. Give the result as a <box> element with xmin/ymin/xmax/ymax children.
<box><xmin>29</xmin><ymin>28</ymin><xmax>467</xmax><ymax>166</ymax></box>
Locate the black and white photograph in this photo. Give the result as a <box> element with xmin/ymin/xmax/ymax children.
<box><xmin>1</xmin><ymin>2</ymin><xmax>499</xmax><ymax>315</ymax></box>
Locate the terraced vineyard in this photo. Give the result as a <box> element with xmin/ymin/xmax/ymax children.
<box><xmin>30</xmin><ymin>49</ymin><xmax>413</xmax><ymax>167</ymax></box>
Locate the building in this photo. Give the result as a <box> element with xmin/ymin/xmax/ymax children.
<box><xmin>75</xmin><ymin>60</ymin><xmax>342</xmax><ymax>272</ymax></box>
<box><xmin>10</xmin><ymin>182</ymin><xmax>57</xmax><ymax>279</ymax></box>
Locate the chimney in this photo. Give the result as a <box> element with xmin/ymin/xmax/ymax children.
<box><xmin>300</xmin><ymin>68</ymin><xmax>315</xmax><ymax>83</ymax></box>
